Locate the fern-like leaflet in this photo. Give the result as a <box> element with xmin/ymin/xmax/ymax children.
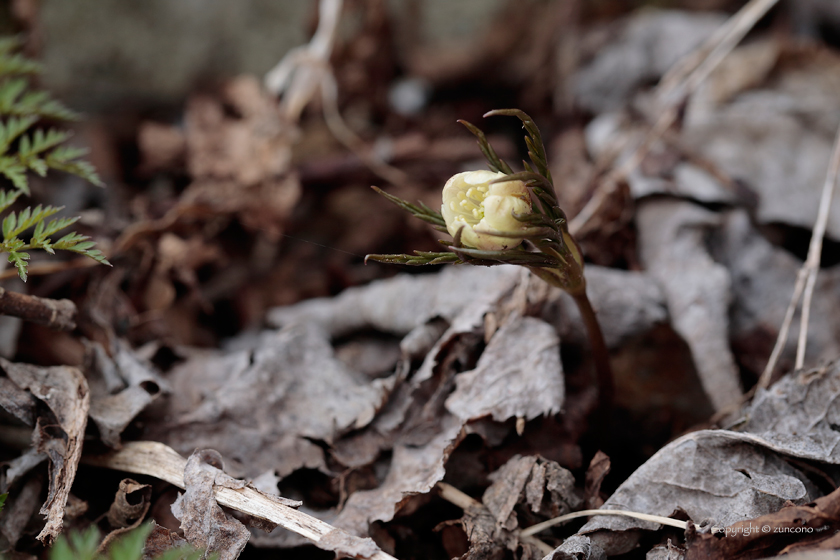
<box><xmin>0</xmin><ymin>37</ymin><xmax>109</xmax><ymax>280</ymax></box>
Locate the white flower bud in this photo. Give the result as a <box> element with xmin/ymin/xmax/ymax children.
<box><xmin>440</xmin><ymin>170</ymin><xmax>532</xmax><ymax>250</ymax></box>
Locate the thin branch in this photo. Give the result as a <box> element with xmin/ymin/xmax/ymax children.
<box><xmin>657</xmin><ymin>0</ymin><xmax>780</xmax><ymax>105</ymax></box>
<box><xmin>569</xmin><ymin>0</ymin><xmax>779</xmax><ymax>235</ymax></box>
<box><xmin>796</xmin><ymin>124</ymin><xmax>840</xmax><ymax>369</ymax></box>
<box><xmin>0</xmin><ymin>286</ymin><xmax>76</xmax><ymax>330</ymax></box>
<box><xmin>320</xmin><ymin>71</ymin><xmax>409</xmax><ymax>187</ymax></box>
<box><xmin>84</xmin><ymin>441</ymin><xmax>399</xmax><ymax>560</ymax></box>
<box><xmin>757</xmin><ymin>268</ymin><xmax>807</xmax><ymax>389</ymax></box>
<box><xmin>758</xmin><ymin>123</ymin><xmax>840</xmax><ymax>388</ymax></box>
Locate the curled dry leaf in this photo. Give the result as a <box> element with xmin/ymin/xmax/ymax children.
<box><xmin>584</xmin><ymin>451</ymin><xmax>610</xmax><ymax>510</ymax></box>
<box><xmin>269</xmin><ymin>264</ymin><xmax>666</xmax><ymax>351</ymax></box>
<box><xmin>171</xmin><ymin>450</ymin><xmax>251</xmax><ymax>560</ymax></box>
<box><xmin>0</xmin><ymin>358</ymin><xmax>89</xmax><ymax>544</ymax></box>
<box><xmin>636</xmin><ymin>198</ymin><xmax>742</xmax><ymax>411</ymax></box>
<box><xmin>97</xmin><ymin>479</ymin><xmax>153</xmax><ymax>555</ymax></box>
<box><xmin>86</xmin><ymin>340</ymin><xmax>169</xmax><ymax>448</ymax></box>
<box><xmin>107</xmin><ymin>479</ymin><xmax>152</xmax><ymax>528</ymax></box>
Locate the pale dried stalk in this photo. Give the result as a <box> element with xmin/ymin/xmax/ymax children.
<box><xmin>569</xmin><ymin>0</ymin><xmax>780</xmax><ymax>235</ymax></box>
<box><xmin>795</xmin><ymin>125</ymin><xmax>840</xmax><ymax>369</ymax></box>
<box><xmin>440</xmin><ymin>482</ymin><xmax>687</xmax><ymax>549</ymax></box>
<box><xmin>84</xmin><ymin>441</ymin><xmax>399</xmax><ymax>560</ymax></box>
<box><xmin>520</xmin><ymin>508</ymin><xmax>688</xmax><ymax>538</ymax></box>
<box><xmin>264</xmin><ymin>0</ymin><xmax>407</xmax><ymax>187</ymax></box>
<box><xmin>758</xmin><ymin>123</ymin><xmax>840</xmax><ymax>388</ymax></box>
<box><xmin>656</xmin><ymin>0</ymin><xmax>780</xmax><ymax>104</ymax></box>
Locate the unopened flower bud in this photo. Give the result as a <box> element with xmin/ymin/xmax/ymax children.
<box><xmin>440</xmin><ymin>170</ymin><xmax>532</xmax><ymax>250</ymax></box>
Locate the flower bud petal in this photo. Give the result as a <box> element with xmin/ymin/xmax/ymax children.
<box><xmin>440</xmin><ymin>170</ymin><xmax>532</xmax><ymax>250</ymax></box>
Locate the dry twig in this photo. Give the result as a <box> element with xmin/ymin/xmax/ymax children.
<box><xmin>759</xmin><ymin>123</ymin><xmax>840</xmax><ymax>388</ymax></box>
<box><xmin>264</xmin><ymin>0</ymin><xmax>407</xmax><ymax>187</ymax></box>
<box><xmin>0</xmin><ymin>287</ymin><xmax>76</xmax><ymax>330</ymax></box>
<box><xmin>84</xmin><ymin>441</ymin><xmax>399</xmax><ymax>560</ymax></box>
<box><xmin>569</xmin><ymin>0</ymin><xmax>780</xmax><ymax>235</ymax></box>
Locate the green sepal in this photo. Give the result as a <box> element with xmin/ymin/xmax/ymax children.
<box><xmin>457</xmin><ymin>119</ymin><xmax>513</xmax><ymax>175</ymax></box>
<box><xmin>366</xmin><ymin>250</ymin><xmax>462</xmax><ymax>266</ymax></box>
<box><xmin>371</xmin><ymin>185</ymin><xmax>445</xmax><ymax>227</ymax></box>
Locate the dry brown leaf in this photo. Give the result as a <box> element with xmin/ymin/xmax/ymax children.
<box><xmin>107</xmin><ymin>479</ymin><xmax>152</xmax><ymax>528</ymax></box>
<box><xmin>137</xmin><ymin>121</ymin><xmax>186</xmax><ymax>174</ymax></box>
<box><xmin>734</xmin><ymin>362</ymin><xmax>840</xmax><ymax>463</ymax></box>
<box><xmin>318</xmin><ymin>529</ymin><xmax>382</xmax><ymax>558</ymax></box>
<box><xmin>552</xmin><ymin>362</ymin><xmax>840</xmax><ymax>558</ymax></box>
<box><xmin>86</xmin><ymin>340</ymin><xmax>169</xmax><ymax>448</ymax></box>
<box><xmin>1</xmin><ymin>448</ymin><xmax>46</xmax><ymax>490</ymax></box>
<box><xmin>547</xmin><ymin>534</ymin><xmax>607</xmax><ymax>560</ymax></box>
<box><xmin>0</xmin><ymin>475</ymin><xmax>42</xmax><ymax>550</ymax></box>
<box><xmin>637</xmin><ymin>198</ymin><xmax>742</xmax><ymax>411</ymax></box>
<box><xmin>715</xmin><ymin>210</ymin><xmax>840</xmax><ymax>376</ymax></box>
<box><xmin>0</xmin><ymin>376</ymin><xmax>37</xmax><ymax>426</ymax></box>
<box><xmin>267</xmin><ymin>265</ymin><xmax>523</xmax><ymax>338</ymax></box>
<box><xmin>682</xmin><ymin>45</ymin><xmax>840</xmax><ymax>238</ymax></box>
<box><xmin>97</xmin><ymin>479</ymin><xmax>153</xmax><ymax>555</ymax></box>
<box><xmin>179</xmin><ymin>76</ymin><xmax>299</xmax><ymax>240</ymax></box>
<box><xmin>459</xmin><ymin>505</ymin><xmax>517</xmax><ymax>560</ymax></box>
<box><xmin>646</xmin><ymin>540</ymin><xmax>686</xmax><ymax>560</ymax></box>
<box><xmin>685</xmin><ymin>485</ymin><xmax>840</xmax><ymax>559</ymax></box>
<box><xmin>143</xmin><ymin>521</ymin><xmax>190</xmax><ymax>559</ymax></box>
<box><xmin>483</xmin><ymin>455</ymin><xmax>580</xmax><ymax>532</ymax></box>
<box><xmin>568</xmin><ymin>430</ymin><xmax>818</xmax><ymax>556</ymax></box>
<box><xmin>333</xmin><ymin>415</ymin><xmax>465</xmax><ymax>537</ymax></box>
<box><xmin>445</xmin><ymin>315</ymin><xmax>563</xmax><ymax>423</ymax></box>
<box><xmin>153</xmin><ymin>323</ymin><xmax>395</xmax><ymax>479</ymax></box>
<box><xmin>584</xmin><ymin>451</ymin><xmax>610</xmax><ymax>510</ymax></box>
<box><xmin>0</xmin><ymin>359</ymin><xmax>89</xmax><ymax>544</ymax></box>
<box><xmin>171</xmin><ymin>450</ymin><xmax>251</xmax><ymax>560</ymax></box>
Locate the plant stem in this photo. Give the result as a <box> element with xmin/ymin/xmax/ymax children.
<box><xmin>572</xmin><ymin>291</ymin><xmax>614</xmax><ymax>414</ymax></box>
